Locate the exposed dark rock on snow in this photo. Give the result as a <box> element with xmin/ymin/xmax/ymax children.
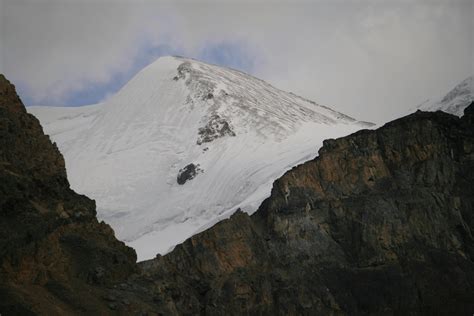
<box><xmin>1</xmin><ymin>72</ymin><xmax>473</xmax><ymax>315</ymax></box>
<box><xmin>197</xmin><ymin>114</ymin><xmax>236</xmax><ymax>145</ymax></box>
<box><xmin>177</xmin><ymin>163</ymin><xmax>203</xmax><ymax>185</ymax></box>
<box><xmin>173</xmin><ymin>61</ymin><xmax>190</xmax><ymax>81</ymax></box>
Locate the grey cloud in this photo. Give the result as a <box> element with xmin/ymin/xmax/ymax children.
<box><xmin>1</xmin><ymin>0</ymin><xmax>472</xmax><ymax>123</ymax></box>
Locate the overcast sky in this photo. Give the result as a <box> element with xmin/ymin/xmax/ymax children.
<box><xmin>1</xmin><ymin>0</ymin><xmax>472</xmax><ymax>123</ymax></box>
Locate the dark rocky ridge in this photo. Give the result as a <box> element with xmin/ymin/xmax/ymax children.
<box><xmin>142</xmin><ymin>104</ymin><xmax>474</xmax><ymax>315</ymax></box>
<box><xmin>0</xmin><ymin>74</ymin><xmax>145</xmax><ymax>315</ymax></box>
<box><xmin>1</xmin><ymin>73</ymin><xmax>473</xmax><ymax>315</ymax></box>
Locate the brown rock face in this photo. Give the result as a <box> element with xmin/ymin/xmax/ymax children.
<box><xmin>1</xmin><ymin>71</ymin><xmax>473</xmax><ymax>315</ymax></box>
<box><xmin>0</xmin><ymin>75</ymin><xmax>138</xmax><ymax>315</ymax></box>
<box><xmin>142</xmin><ymin>104</ymin><xmax>474</xmax><ymax>315</ymax></box>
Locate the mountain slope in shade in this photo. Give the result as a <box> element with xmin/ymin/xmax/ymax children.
<box><xmin>417</xmin><ymin>76</ymin><xmax>473</xmax><ymax>116</ymax></box>
<box><xmin>29</xmin><ymin>56</ymin><xmax>373</xmax><ymax>260</ymax></box>
<box><xmin>0</xmin><ymin>74</ymin><xmax>138</xmax><ymax>315</ymax></box>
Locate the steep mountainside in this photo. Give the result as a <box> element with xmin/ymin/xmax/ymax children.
<box><xmin>417</xmin><ymin>76</ymin><xmax>473</xmax><ymax>116</ymax></box>
<box><xmin>2</xmin><ymin>73</ymin><xmax>473</xmax><ymax>315</ymax></box>
<box><xmin>140</xmin><ymin>103</ymin><xmax>474</xmax><ymax>315</ymax></box>
<box><xmin>29</xmin><ymin>56</ymin><xmax>372</xmax><ymax>260</ymax></box>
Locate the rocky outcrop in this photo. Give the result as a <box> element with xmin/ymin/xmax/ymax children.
<box><xmin>177</xmin><ymin>163</ymin><xmax>203</xmax><ymax>185</ymax></box>
<box><xmin>197</xmin><ymin>114</ymin><xmax>236</xmax><ymax>145</ymax></box>
<box><xmin>1</xmin><ymin>71</ymin><xmax>473</xmax><ymax>315</ymax></box>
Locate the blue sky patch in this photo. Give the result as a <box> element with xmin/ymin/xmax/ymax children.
<box><xmin>23</xmin><ymin>41</ymin><xmax>257</xmax><ymax>107</ymax></box>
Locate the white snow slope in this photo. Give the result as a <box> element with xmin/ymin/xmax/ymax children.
<box><xmin>29</xmin><ymin>56</ymin><xmax>373</xmax><ymax>261</ymax></box>
<box><xmin>417</xmin><ymin>76</ymin><xmax>473</xmax><ymax>116</ymax></box>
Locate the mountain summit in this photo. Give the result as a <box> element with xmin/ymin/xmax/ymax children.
<box><xmin>29</xmin><ymin>56</ymin><xmax>372</xmax><ymax>260</ymax></box>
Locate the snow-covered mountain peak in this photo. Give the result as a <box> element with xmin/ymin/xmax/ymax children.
<box><xmin>29</xmin><ymin>56</ymin><xmax>373</xmax><ymax>260</ymax></box>
<box><xmin>109</xmin><ymin>55</ymin><xmax>361</xmax><ymax>143</ymax></box>
<box><xmin>417</xmin><ymin>76</ymin><xmax>473</xmax><ymax>116</ymax></box>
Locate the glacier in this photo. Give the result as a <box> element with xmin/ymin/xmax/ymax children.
<box><xmin>29</xmin><ymin>56</ymin><xmax>373</xmax><ymax>260</ymax></box>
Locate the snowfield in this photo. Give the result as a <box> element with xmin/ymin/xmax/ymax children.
<box><xmin>417</xmin><ymin>76</ymin><xmax>473</xmax><ymax>116</ymax></box>
<box><xmin>29</xmin><ymin>56</ymin><xmax>373</xmax><ymax>260</ymax></box>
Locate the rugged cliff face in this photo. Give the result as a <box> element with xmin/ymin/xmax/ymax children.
<box><xmin>0</xmin><ymin>75</ymin><xmax>140</xmax><ymax>314</ymax></box>
<box><xmin>1</xmin><ymin>72</ymin><xmax>473</xmax><ymax>315</ymax></box>
<box><xmin>142</xmin><ymin>104</ymin><xmax>474</xmax><ymax>315</ymax></box>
